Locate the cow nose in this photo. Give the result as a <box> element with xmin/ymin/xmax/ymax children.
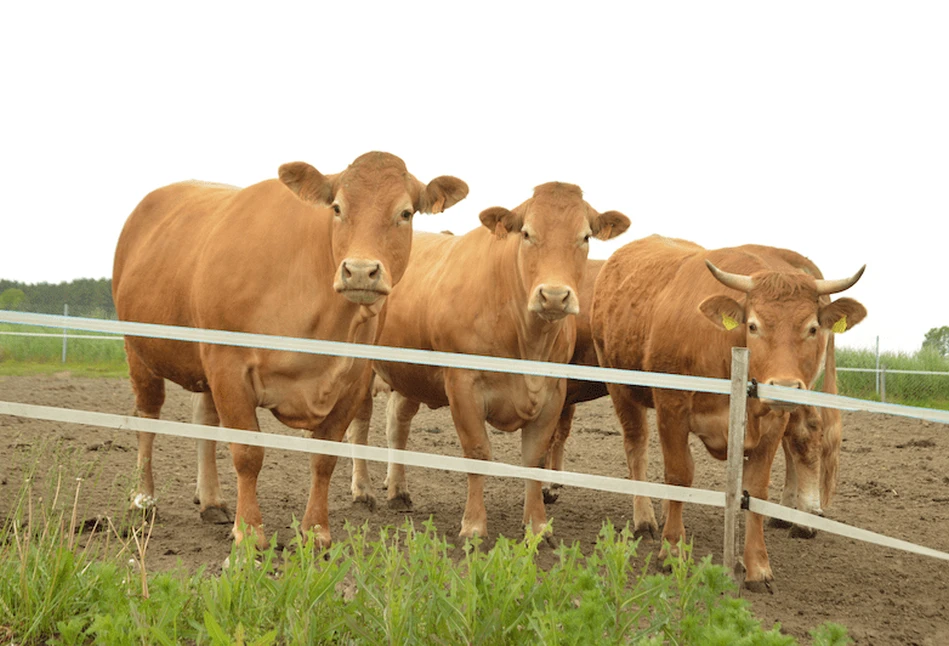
<box><xmin>335</xmin><ymin>259</ymin><xmax>390</xmax><ymax>304</ymax></box>
<box><xmin>540</xmin><ymin>286</ymin><xmax>571</xmax><ymax>308</ymax></box>
<box><xmin>530</xmin><ymin>284</ymin><xmax>579</xmax><ymax>320</ymax></box>
<box><xmin>767</xmin><ymin>378</ymin><xmax>805</xmax><ymax>390</ymax></box>
<box><xmin>342</xmin><ymin>259</ymin><xmax>381</xmax><ymax>282</ymax></box>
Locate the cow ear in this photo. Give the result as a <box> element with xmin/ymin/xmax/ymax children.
<box><xmin>819</xmin><ymin>297</ymin><xmax>867</xmax><ymax>333</ymax></box>
<box><xmin>278</xmin><ymin>162</ymin><xmax>336</xmax><ymax>205</ymax></box>
<box><xmin>418</xmin><ymin>176</ymin><xmax>469</xmax><ymax>214</ymax></box>
<box><xmin>479</xmin><ymin>206</ymin><xmax>523</xmax><ymax>239</ymax></box>
<box><xmin>699</xmin><ymin>295</ymin><xmax>746</xmax><ymax>331</ymax></box>
<box><xmin>591</xmin><ymin>210</ymin><xmax>631</xmax><ymax>241</ymax></box>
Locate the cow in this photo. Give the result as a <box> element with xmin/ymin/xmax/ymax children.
<box><xmin>347</xmin><ymin>183</ymin><xmax>629</xmax><ymax>539</ymax></box>
<box><xmin>590</xmin><ymin>235</ymin><xmax>866</xmax><ymax>590</ymax></box>
<box><xmin>541</xmin><ymin>258</ymin><xmax>607</xmax><ymax>502</ymax></box>
<box><xmin>544</xmin><ymin>259</ymin><xmax>847</xmax><ymax>526</ymax></box>
<box><xmin>112</xmin><ymin>152</ymin><xmax>468</xmax><ymax>549</ymax></box>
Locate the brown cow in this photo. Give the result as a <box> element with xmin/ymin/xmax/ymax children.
<box><xmin>545</xmin><ymin>258</ymin><xmax>848</xmax><ymax>528</ymax></box>
<box><xmin>112</xmin><ymin>152</ymin><xmax>468</xmax><ymax>548</ymax></box>
<box><xmin>590</xmin><ymin>235</ymin><xmax>866</xmax><ymax>590</ymax></box>
<box><xmin>348</xmin><ymin>183</ymin><xmax>629</xmax><ymax>539</ymax></box>
<box><xmin>541</xmin><ymin>259</ymin><xmax>607</xmax><ymax>501</ymax></box>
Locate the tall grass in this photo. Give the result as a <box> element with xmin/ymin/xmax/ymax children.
<box><xmin>0</xmin><ymin>324</ymin><xmax>127</xmax><ymax>377</ymax></box>
<box><xmin>0</xmin><ymin>450</ymin><xmax>849</xmax><ymax>645</ymax></box>
<box><xmin>836</xmin><ymin>346</ymin><xmax>949</xmax><ymax>408</ymax></box>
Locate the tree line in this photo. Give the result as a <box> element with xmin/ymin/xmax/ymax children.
<box><xmin>0</xmin><ymin>278</ymin><xmax>115</xmax><ymax>318</ymax></box>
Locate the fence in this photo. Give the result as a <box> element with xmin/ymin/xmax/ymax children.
<box><xmin>1</xmin><ymin>310</ymin><xmax>948</xmax><ymax>577</ymax></box>
<box><xmin>837</xmin><ymin>366</ymin><xmax>949</xmax><ymax>404</ymax></box>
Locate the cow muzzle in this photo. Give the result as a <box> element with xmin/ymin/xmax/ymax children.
<box><xmin>762</xmin><ymin>378</ymin><xmax>806</xmax><ymax>412</ymax></box>
<box><xmin>334</xmin><ymin>258</ymin><xmax>391</xmax><ymax>305</ymax></box>
<box><xmin>528</xmin><ymin>284</ymin><xmax>579</xmax><ymax>322</ymax></box>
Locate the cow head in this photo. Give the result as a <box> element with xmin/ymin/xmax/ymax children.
<box><xmin>279</xmin><ymin>152</ymin><xmax>468</xmax><ymax>305</ymax></box>
<box><xmin>700</xmin><ymin>261</ymin><xmax>867</xmax><ymax>411</ymax></box>
<box><xmin>479</xmin><ymin>183</ymin><xmax>629</xmax><ymax>322</ymax></box>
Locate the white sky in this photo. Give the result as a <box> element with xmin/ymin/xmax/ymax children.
<box><xmin>1</xmin><ymin>2</ymin><xmax>946</xmax><ymax>353</ymax></box>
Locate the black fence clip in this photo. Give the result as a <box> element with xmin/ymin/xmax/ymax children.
<box><xmin>740</xmin><ymin>490</ymin><xmax>751</xmax><ymax>510</ymax></box>
<box><xmin>747</xmin><ymin>378</ymin><xmax>759</xmax><ymax>399</ymax></box>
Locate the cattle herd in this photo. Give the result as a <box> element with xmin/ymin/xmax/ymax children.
<box><xmin>111</xmin><ymin>151</ymin><xmax>866</xmax><ymax>590</ymax></box>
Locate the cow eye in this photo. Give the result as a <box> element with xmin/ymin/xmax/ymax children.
<box><xmin>401</xmin><ymin>210</ymin><xmax>413</xmax><ymax>222</ymax></box>
<box><xmin>522</xmin><ymin>230</ymin><xmax>531</xmax><ymax>240</ymax></box>
<box><xmin>809</xmin><ymin>325</ymin><xmax>819</xmax><ymax>337</ymax></box>
<box><xmin>583</xmin><ymin>234</ymin><xmax>591</xmax><ymax>244</ymax></box>
<box><xmin>332</xmin><ymin>204</ymin><xmax>341</xmax><ymax>216</ymax></box>
<box><xmin>748</xmin><ymin>322</ymin><xmax>758</xmax><ymax>333</ymax></box>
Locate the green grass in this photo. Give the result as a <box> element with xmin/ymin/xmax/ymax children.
<box><xmin>836</xmin><ymin>346</ymin><xmax>949</xmax><ymax>409</ymax></box>
<box><xmin>0</xmin><ymin>324</ymin><xmax>127</xmax><ymax>378</ymax></box>
<box><xmin>0</xmin><ymin>453</ymin><xmax>850</xmax><ymax>645</ymax></box>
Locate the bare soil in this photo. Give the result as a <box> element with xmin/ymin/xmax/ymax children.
<box><xmin>1</xmin><ymin>373</ymin><xmax>948</xmax><ymax>645</ymax></box>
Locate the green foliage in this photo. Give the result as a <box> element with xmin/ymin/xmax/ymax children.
<box><xmin>0</xmin><ymin>288</ymin><xmax>26</xmax><ymax>310</ymax></box>
<box><xmin>0</xmin><ymin>277</ymin><xmax>115</xmax><ymax>318</ymax></box>
<box><xmin>835</xmin><ymin>346</ymin><xmax>949</xmax><ymax>409</ymax></box>
<box><xmin>0</xmin><ymin>323</ymin><xmax>127</xmax><ymax>375</ymax></box>
<box><xmin>1</xmin><ymin>468</ymin><xmax>849</xmax><ymax>646</ymax></box>
<box><xmin>922</xmin><ymin>326</ymin><xmax>949</xmax><ymax>357</ymax></box>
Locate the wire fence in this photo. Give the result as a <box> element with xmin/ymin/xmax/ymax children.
<box><xmin>837</xmin><ymin>366</ymin><xmax>949</xmax><ymax>406</ymax></box>
<box><xmin>1</xmin><ymin>310</ymin><xmax>948</xmax><ymax>573</ymax></box>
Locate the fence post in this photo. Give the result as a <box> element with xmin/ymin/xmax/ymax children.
<box><xmin>61</xmin><ymin>304</ymin><xmax>69</xmax><ymax>363</ymax></box>
<box><xmin>881</xmin><ymin>364</ymin><xmax>886</xmax><ymax>403</ymax></box>
<box><xmin>875</xmin><ymin>336</ymin><xmax>881</xmax><ymax>396</ymax></box>
<box><xmin>724</xmin><ymin>347</ymin><xmax>749</xmax><ymax>580</ymax></box>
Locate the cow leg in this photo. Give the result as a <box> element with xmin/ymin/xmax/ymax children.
<box><xmin>205</xmin><ymin>371</ymin><xmax>266</xmax><ymax>549</ymax></box>
<box><xmin>768</xmin><ymin>437</ymin><xmax>796</xmax><ymax>529</ymax></box>
<box><xmin>741</xmin><ymin>415</ymin><xmax>783</xmax><ymax>590</ymax></box>
<box><xmin>820</xmin><ymin>406</ymin><xmax>843</xmax><ymax>509</ymax></box>
<box><xmin>127</xmin><ymin>347</ymin><xmax>164</xmax><ymax>518</ymax></box>
<box><xmin>384</xmin><ymin>390</ymin><xmax>420</xmax><ymax>510</ymax></box>
<box><xmin>301</xmin><ymin>367</ymin><xmax>374</xmax><ymax>549</ymax></box>
<box><xmin>445</xmin><ymin>371</ymin><xmax>491</xmax><ymax>538</ymax></box>
<box><xmin>542</xmin><ymin>403</ymin><xmax>575</xmax><ymax>503</ymax></box>
<box><xmin>654</xmin><ymin>396</ymin><xmax>693</xmax><ymax>558</ymax></box>
<box><xmin>347</xmin><ymin>388</ymin><xmax>377</xmax><ymax>510</ymax></box>
<box><xmin>782</xmin><ymin>407</ymin><xmax>824</xmax><ymax>539</ymax></box>
<box><xmin>608</xmin><ymin>384</ymin><xmax>658</xmax><ymax>539</ymax></box>
<box><xmin>521</xmin><ymin>401</ymin><xmax>561</xmax><ymax>537</ymax></box>
<box><xmin>192</xmin><ymin>392</ymin><xmax>230</xmax><ymax>524</ymax></box>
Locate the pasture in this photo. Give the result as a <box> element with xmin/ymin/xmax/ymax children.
<box><xmin>1</xmin><ymin>372</ymin><xmax>947</xmax><ymax>644</ymax></box>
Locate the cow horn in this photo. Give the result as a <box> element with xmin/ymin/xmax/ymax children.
<box><xmin>814</xmin><ymin>265</ymin><xmax>866</xmax><ymax>295</ymax></box>
<box><xmin>705</xmin><ymin>260</ymin><xmax>754</xmax><ymax>292</ymax></box>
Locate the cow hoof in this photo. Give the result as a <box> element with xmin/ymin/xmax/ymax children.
<box><xmin>352</xmin><ymin>493</ymin><xmax>378</xmax><ymax>512</ymax></box>
<box><xmin>744</xmin><ymin>578</ymin><xmax>776</xmax><ymax>594</ymax></box>
<box><xmin>200</xmin><ymin>506</ymin><xmax>232</xmax><ymax>524</ymax></box>
<box><xmin>542</xmin><ymin>487</ymin><xmax>560</xmax><ymax>504</ymax></box>
<box><xmin>537</xmin><ymin>534</ymin><xmax>558</xmax><ymax>551</ymax></box>
<box><xmin>789</xmin><ymin>524</ymin><xmax>819</xmax><ymax>539</ymax></box>
<box><xmin>767</xmin><ymin>517</ymin><xmax>793</xmax><ymax>529</ymax></box>
<box><xmin>387</xmin><ymin>492</ymin><xmax>413</xmax><ymax>511</ymax></box>
<box><xmin>633</xmin><ymin>522</ymin><xmax>658</xmax><ymax>540</ymax></box>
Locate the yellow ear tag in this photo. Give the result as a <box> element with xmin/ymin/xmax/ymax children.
<box><xmin>722</xmin><ymin>314</ymin><xmax>739</xmax><ymax>331</ymax></box>
<box><xmin>832</xmin><ymin>316</ymin><xmax>848</xmax><ymax>334</ymax></box>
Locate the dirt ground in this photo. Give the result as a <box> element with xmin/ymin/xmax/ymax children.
<box><xmin>1</xmin><ymin>373</ymin><xmax>947</xmax><ymax>645</ymax></box>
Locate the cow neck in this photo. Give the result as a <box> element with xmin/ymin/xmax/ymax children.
<box><xmin>496</xmin><ymin>235</ymin><xmax>567</xmax><ymax>363</ymax></box>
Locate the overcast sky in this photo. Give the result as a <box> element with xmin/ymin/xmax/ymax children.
<box><xmin>1</xmin><ymin>3</ymin><xmax>945</xmax><ymax>353</ymax></box>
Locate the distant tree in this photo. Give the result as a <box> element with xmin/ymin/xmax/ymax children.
<box><xmin>0</xmin><ymin>287</ymin><xmax>26</xmax><ymax>310</ymax></box>
<box><xmin>922</xmin><ymin>326</ymin><xmax>949</xmax><ymax>357</ymax></box>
